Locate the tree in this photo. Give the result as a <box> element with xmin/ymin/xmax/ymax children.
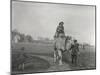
<box><xmin>26</xmin><ymin>35</ymin><xmax>33</xmax><ymax>42</ymax></box>
<box><xmin>19</xmin><ymin>34</ymin><xmax>25</xmax><ymax>42</ymax></box>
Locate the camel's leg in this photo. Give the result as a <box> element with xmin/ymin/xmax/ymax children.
<box><xmin>18</xmin><ymin>64</ymin><xmax>21</xmax><ymax>70</ymax></box>
<box><xmin>54</xmin><ymin>51</ymin><xmax>57</xmax><ymax>63</ymax></box>
<box><xmin>22</xmin><ymin>63</ymin><xmax>24</xmax><ymax>71</ymax></box>
<box><xmin>58</xmin><ymin>50</ymin><xmax>63</xmax><ymax>65</ymax></box>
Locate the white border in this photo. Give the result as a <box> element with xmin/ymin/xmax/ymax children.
<box><xmin>0</xmin><ymin>0</ymin><xmax>100</xmax><ymax>75</ymax></box>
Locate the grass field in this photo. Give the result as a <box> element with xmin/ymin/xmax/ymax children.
<box><xmin>11</xmin><ymin>42</ymin><xmax>96</xmax><ymax>74</ymax></box>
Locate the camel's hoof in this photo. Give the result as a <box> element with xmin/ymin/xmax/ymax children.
<box><xmin>58</xmin><ymin>63</ymin><xmax>63</xmax><ymax>65</ymax></box>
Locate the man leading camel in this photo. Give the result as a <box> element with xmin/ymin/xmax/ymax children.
<box><xmin>69</xmin><ymin>40</ymin><xmax>80</xmax><ymax>65</ymax></box>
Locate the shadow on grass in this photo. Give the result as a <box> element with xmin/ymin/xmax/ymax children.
<box><xmin>12</xmin><ymin>53</ymin><xmax>50</xmax><ymax>74</ymax></box>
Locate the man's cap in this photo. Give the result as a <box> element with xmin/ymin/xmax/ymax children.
<box><xmin>74</xmin><ymin>39</ymin><xmax>77</xmax><ymax>42</ymax></box>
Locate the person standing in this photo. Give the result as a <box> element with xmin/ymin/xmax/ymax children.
<box><xmin>69</xmin><ymin>40</ymin><xmax>79</xmax><ymax>65</ymax></box>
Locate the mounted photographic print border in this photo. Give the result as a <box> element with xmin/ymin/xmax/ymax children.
<box><xmin>11</xmin><ymin>0</ymin><xmax>96</xmax><ymax>74</ymax></box>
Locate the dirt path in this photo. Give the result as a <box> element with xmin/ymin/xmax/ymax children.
<box><xmin>31</xmin><ymin>55</ymin><xmax>71</xmax><ymax>71</ymax></box>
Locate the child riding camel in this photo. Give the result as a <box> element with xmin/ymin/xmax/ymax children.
<box><xmin>54</xmin><ymin>21</ymin><xmax>65</xmax><ymax>38</ymax></box>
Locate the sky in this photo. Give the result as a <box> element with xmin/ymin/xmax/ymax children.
<box><xmin>12</xmin><ymin>1</ymin><xmax>95</xmax><ymax>45</ymax></box>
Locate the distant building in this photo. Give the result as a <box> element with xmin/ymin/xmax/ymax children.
<box><xmin>12</xmin><ymin>34</ymin><xmax>20</xmax><ymax>43</ymax></box>
<box><xmin>12</xmin><ymin>29</ymin><xmax>33</xmax><ymax>43</ymax></box>
<box><xmin>11</xmin><ymin>30</ymin><xmax>20</xmax><ymax>43</ymax></box>
<box><xmin>15</xmin><ymin>35</ymin><xmax>20</xmax><ymax>43</ymax></box>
